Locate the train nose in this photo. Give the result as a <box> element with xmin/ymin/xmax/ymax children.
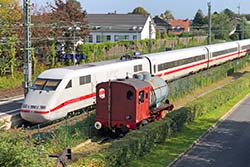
<box><xmin>20</xmin><ymin>104</ymin><xmax>51</xmax><ymax>123</ymax></box>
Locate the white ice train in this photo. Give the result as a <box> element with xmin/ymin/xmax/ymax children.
<box><xmin>20</xmin><ymin>39</ymin><xmax>250</xmax><ymax>123</ymax></box>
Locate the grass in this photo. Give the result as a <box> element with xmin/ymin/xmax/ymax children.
<box><xmin>128</xmin><ymin>89</ymin><xmax>249</xmax><ymax>167</ymax></box>
<box><xmin>0</xmin><ymin>72</ymin><xmax>23</xmax><ymax>89</ymax></box>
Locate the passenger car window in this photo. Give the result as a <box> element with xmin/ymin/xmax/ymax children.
<box><xmin>80</xmin><ymin>75</ymin><xmax>91</xmax><ymax>85</ymax></box>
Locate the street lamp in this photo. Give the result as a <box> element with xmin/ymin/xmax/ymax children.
<box><xmin>68</xmin><ymin>26</ymin><xmax>81</xmax><ymax>65</ymax></box>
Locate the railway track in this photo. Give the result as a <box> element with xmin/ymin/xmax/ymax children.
<box><xmin>22</xmin><ymin>110</ymin><xmax>94</xmax><ymax>137</ymax></box>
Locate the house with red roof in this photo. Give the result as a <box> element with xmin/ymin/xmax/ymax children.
<box><xmin>169</xmin><ymin>19</ymin><xmax>191</xmax><ymax>35</ymax></box>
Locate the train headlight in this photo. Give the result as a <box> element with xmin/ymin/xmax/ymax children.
<box><xmin>94</xmin><ymin>121</ymin><xmax>102</xmax><ymax>130</ymax></box>
<box><xmin>21</xmin><ymin>104</ymin><xmax>28</xmax><ymax>109</ymax></box>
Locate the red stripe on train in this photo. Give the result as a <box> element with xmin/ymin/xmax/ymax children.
<box><xmin>20</xmin><ymin>92</ymin><xmax>96</xmax><ymax>114</ymax></box>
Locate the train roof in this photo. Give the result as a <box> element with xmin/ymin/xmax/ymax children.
<box><xmin>112</xmin><ymin>78</ymin><xmax>150</xmax><ymax>89</ymax></box>
<box><xmin>38</xmin><ymin>58</ymin><xmax>146</xmax><ymax>79</ymax></box>
<box><xmin>145</xmin><ymin>45</ymin><xmax>207</xmax><ymax>60</ymax></box>
<box><xmin>205</xmin><ymin>41</ymin><xmax>238</xmax><ymax>51</ymax></box>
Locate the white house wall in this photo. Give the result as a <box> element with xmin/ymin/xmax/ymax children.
<box><xmin>87</xmin><ymin>16</ymin><xmax>156</xmax><ymax>44</ymax></box>
<box><xmin>141</xmin><ymin>17</ymin><xmax>156</xmax><ymax>40</ymax></box>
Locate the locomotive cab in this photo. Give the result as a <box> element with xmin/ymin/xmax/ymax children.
<box><xmin>95</xmin><ymin>78</ymin><xmax>152</xmax><ymax>133</ymax></box>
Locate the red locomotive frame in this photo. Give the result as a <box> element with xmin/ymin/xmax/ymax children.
<box><xmin>95</xmin><ymin>78</ymin><xmax>173</xmax><ymax>133</ymax></box>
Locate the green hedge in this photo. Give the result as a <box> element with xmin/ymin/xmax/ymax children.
<box><xmin>76</xmin><ymin>73</ymin><xmax>250</xmax><ymax>167</ymax></box>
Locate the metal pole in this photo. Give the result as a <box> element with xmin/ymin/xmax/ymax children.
<box><xmin>238</xmin><ymin>4</ymin><xmax>244</xmax><ymax>40</ymax></box>
<box><xmin>149</xmin><ymin>21</ymin><xmax>152</xmax><ymax>53</ymax></box>
<box><xmin>65</xmin><ymin>116</ymin><xmax>69</xmax><ymax>148</ymax></box>
<box><xmin>23</xmin><ymin>0</ymin><xmax>32</xmax><ymax>96</ymax></box>
<box><xmin>37</xmin><ymin>124</ymin><xmax>41</xmax><ymax>143</ymax></box>
<box><xmin>73</xmin><ymin>30</ymin><xmax>76</xmax><ymax>65</ymax></box>
<box><xmin>207</xmin><ymin>2</ymin><xmax>212</xmax><ymax>45</ymax></box>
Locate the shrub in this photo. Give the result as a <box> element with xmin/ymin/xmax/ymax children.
<box><xmin>0</xmin><ymin>131</ymin><xmax>50</xmax><ymax>167</ymax></box>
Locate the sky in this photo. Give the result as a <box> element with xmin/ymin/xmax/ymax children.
<box><xmin>31</xmin><ymin>0</ymin><xmax>250</xmax><ymax>19</ymax></box>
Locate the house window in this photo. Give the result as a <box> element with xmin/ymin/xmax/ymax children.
<box><xmin>88</xmin><ymin>35</ymin><xmax>93</xmax><ymax>43</ymax></box>
<box><xmin>103</xmin><ymin>35</ymin><xmax>111</xmax><ymax>42</ymax></box>
<box><xmin>114</xmin><ymin>35</ymin><xmax>129</xmax><ymax>41</ymax></box>
<box><xmin>125</xmin><ymin>35</ymin><xmax>129</xmax><ymax>40</ymax></box>
<box><xmin>79</xmin><ymin>75</ymin><xmax>91</xmax><ymax>85</ymax></box>
<box><xmin>96</xmin><ymin>35</ymin><xmax>101</xmax><ymax>43</ymax></box>
<box><xmin>133</xmin><ymin>35</ymin><xmax>137</xmax><ymax>40</ymax></box>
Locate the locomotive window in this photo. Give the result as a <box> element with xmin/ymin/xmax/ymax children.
<box><xmin>44</xmin><ymin>79</ymin><xmax>62</xmax><ymax>91</ymax></box>
<box><xmin>139</xmin><ymin>91</ymin><xmax>145</xmax><ymax>103</ymax></box>
<box><xmin>127</xmin><ymin>91</ymin><xmax>133</xmax><ymax>100</ymax></box>
<box><xmin>146</xmin><ymin>92</ymin><xmax>148</xmax><ymax>99</ymax></box>
<box><xmin>134</xmin><ymin>64</ymin><xmax>142</xmax><ymax>72</ymax></box>
<box><xmin>65</xmin><ymin>80</ymin><xmax>72</xmax><ymax>89</ymax></box>
<box><xmin>80</xmin><ymin>75</ymin><xmax>91</xmax><ymax>85</ymax></box>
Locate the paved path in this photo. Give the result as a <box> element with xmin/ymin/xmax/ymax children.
<box><xmin>171</xmin><ymin>95</ymin><xmax>250</xmax><ymax>167</ymax></box>
<box><xmin>0</xmin><ymin>96</ymin><xmax>23</xmax><ymax>117</ymax></box>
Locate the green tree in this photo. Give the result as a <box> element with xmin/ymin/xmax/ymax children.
<box><xmin>156</xmin><ymin>29</ymin><xmax>161</xmax><ymax>39</ymax></box>
<box><xmin>162</xmin><ymin>29</ymin><xmax>168</xmax><ymax>39</ymax></box>
<box><xmin>0</xmin><ymin>0</ymin><xmax>21</xmax><ymax>77</ymax></box>
<box><xmin>131</xmin><ymin>7</ymin><xmax>149</xmax><ymax>14</ymax></box>
<box><xmin>192</xmin><ymin>9</ymin><xmax>206</xmax><ymax>28</ymax></box>
<box><xmin>160</xmin><ymin>10</ymin><xmax>174</xmax><ymax>21</ymax></box>
<box><xmin>50</xmin><ymin>42</ymin><xmax>56</xmax><ymax>68</ymax></box>
<box><xmin>212</xmin><ymin>13</ymin><xmax>231</xmax><ymax>40</ymax></box>
<box><xmin>222</xmin><ymin>8</ymin><xmax>235</xmax><ymax>18</ymax></box>
<box><xmin>0</xmin><ymin>0</ymin><xmax>21</xmax><ymax>38</ymax></box>
<box><xmin>8</xmin><ymin>36</ymin><xmax>17</xmax><ymax>78</ymax></box>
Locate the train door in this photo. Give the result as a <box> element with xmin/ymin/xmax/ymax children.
<box><xmin>236</xmin><ymin>42</ymin><xmax>241</xmax><ymax>58</ymax></box>
<box><xmin>204</xmin><ymin>46</ymin><xmax>210</xmax><ymax>68</ymax></box>
<box><xmin>91</xmin><ymin>75</ymin><xmax>97</xmax><ymax>103</ymax></box>
<box><xmin>148</xmin><ymin>58</ymin><xmax>157</xmax><ymax>75</ymax></box>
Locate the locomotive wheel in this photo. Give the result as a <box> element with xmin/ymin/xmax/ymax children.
<box><xmin>120</xmin><ymin>125</ymin><xmax>129</xmax><ymax>134</ymax></box>
<box><xmin>141</xmin><ymin>120</ymin><xmax>148</xmax><ymax>126</ymax></box>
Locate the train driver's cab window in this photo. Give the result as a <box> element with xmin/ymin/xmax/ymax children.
<box><xmin>65</xmin><ymin>80</ymin><xmax>72</xmax><ymax>89</ymax></box>
<box><xmin>43</xmin><ymin>79</ymin><xmax>62</xmax><ymax>91</ymax></box>
<box><xmin>139</xmin><ymin>90</ymin><xmax>145</xmax><ymax>103</ymax></box>
<box><xmin>32</xmin><ymin>78</ymin><xmax>61</xmax><ymax>91</ymax></box>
